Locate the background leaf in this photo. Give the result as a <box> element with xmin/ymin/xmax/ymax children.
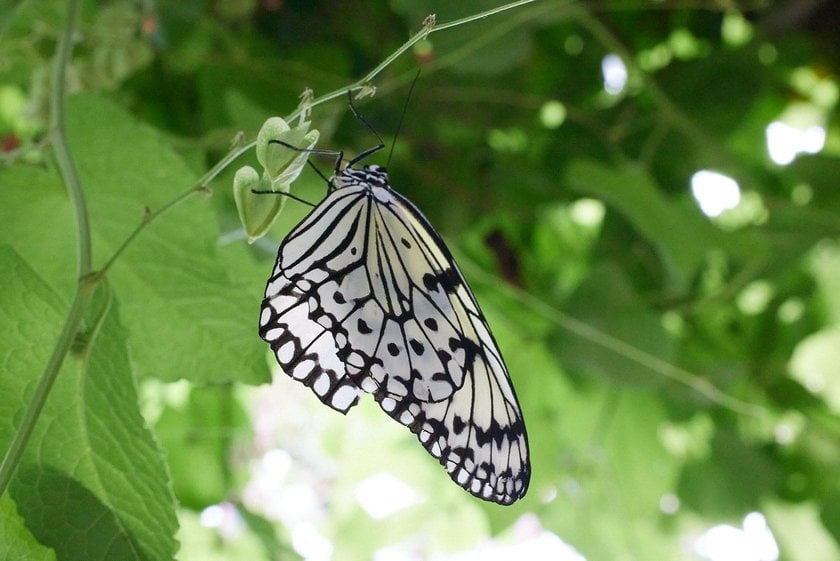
<box><xmin>0</xmin><ymin>94</ymin><xmax>268</xmax><ymax>385</ymax></box>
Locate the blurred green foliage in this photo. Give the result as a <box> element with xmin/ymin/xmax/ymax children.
<box><xmin>2</xmin><ymin>0</ymin><xmax>840</xmax><ymax>560</ymax></box>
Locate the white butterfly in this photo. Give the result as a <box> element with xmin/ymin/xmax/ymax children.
<box><xmin>259</xmin><ymin>139</ymin><xmax>529</xmax><ymax>505</ymax></box>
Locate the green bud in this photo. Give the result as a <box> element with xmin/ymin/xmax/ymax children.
<box><xmin>236</xmin><ymin>115</ymin><xmax>321</xmax><ymax>242</ymax></box>
<box><xmin>255</xmin><ymin>117</ymin><xmax>290</xmax><ymax>170</ymax></box>
<box><xmin>233</xmin><ymin>165</ymin><xmax>288</xmax><ymax>243</ymax></box>
<box><xmin>256</xmin><ymin>117</ymin><xmax>320</xmax><ymax>184</ymax></box>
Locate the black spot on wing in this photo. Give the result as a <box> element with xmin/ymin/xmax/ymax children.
<box><xmin>357</xmin><ymin>318</ymin><xmax>373</xmax><ymax>334</ymax></box>
<box><xmin>409</xmin><ymin>339</ymin><xmax>425</xmax><ymax>355</ymax></box>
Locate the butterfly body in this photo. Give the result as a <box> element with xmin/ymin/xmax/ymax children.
<box><xmin>260</xmin><ymin>163</ymin><xmax>530</xmax><ymax>505</ymax></box>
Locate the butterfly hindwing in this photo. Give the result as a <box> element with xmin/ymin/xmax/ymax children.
<box><xmin>370</xmin><ymin>186</ymin><xmax>529</xmax><ymax>504</ymax></box>
<box><xmin>259</xmin><ymin>272</ymin><xmax>362</xmax><ymax>412</ymax></box>
<box><xmin>259</xmin><ymin>164</ymin><xmax>530</xmax><ymax>504</ymax></box>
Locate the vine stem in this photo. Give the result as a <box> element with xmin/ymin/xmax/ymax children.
<box><xmin>283</xmin><ymin>0</ymin><xmax>537</xmax><ymax>123</ymax></box>
<box><xmin>0</xmin><ymin>0</ymin><xmax>87</xmax><ymax>497</ymax></box>
<box><xmin>97</xmin><ymin>141</ymin><xmax>253</xmax><ymax>276</ymax></box>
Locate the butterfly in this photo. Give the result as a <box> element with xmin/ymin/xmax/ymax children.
<box><xmin>258</xmin><ymin>100</ymin><xmax>530</xmax><ymax>505</ymax></box>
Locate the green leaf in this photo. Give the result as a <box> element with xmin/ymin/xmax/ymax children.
<box><xmin>819</xmin><ymin>490</ymin><xmax>840</xmax><ymax>546</ymax></box>
<box><xmin>565</xmin><ymin>159</ymin><xmax>729</xmax><ymax>288</ymax></box>
<box><xmin>539</xmin><ymin>386</ymin><xmax>682</xmax><ymax>560</ymax></box>
<box><xmin>0</xmin><ymin>495</ymin><xmax>56</xmax><ymax>561</ymax></box>
<box><xmin>156</xmin><ymin>385</ymin><xmax>249</xmax><ymax>510</ymax></box>
<box><xmin>175</xmin><ymin>509</ymin><xmax>269</xmax><ymax>561</ymax></box>
<box><xmin>789</xmin><ymin>326</ymin><xmax>840</xmax><ymax>411</ymax></box>
<box><xmin>236</xmin><ymin>504</ymin><xmax>299</xmax><ymax>561</ymax></box>
<box><xmin>659</xmin><ymin>49</ymin><xmax>766</xmax><ymax>138</ymax></box>
<box><xmin>765</xmin><ymin>501</ymin><xmax>840</xmax><ymax>561</ymax></box>
<box><xmin>0</xmin><ymin>246</ymin><xmax>178</xmax><ymax>560</ymax></box>
<box><xmin>552</xmin><ymin>261</ymin><xmax>676</xmax><ymax>387</ymax></box>
<box><xmin>0</xmin><ymin>166</ymin><xmax>77</xmax><ymax>296</ymax></box>
<box><xmin>0</xmin><ymin>92</ymin><xmax>267</xmax><ymax>385</ymax></box>
<box><xmin>678</xmin><ymin>429</ymin><xmax>781</xmax><ymax>517</ymax></box>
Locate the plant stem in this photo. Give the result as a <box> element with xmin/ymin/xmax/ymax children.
<box><xmin>433</xmin><ymin>0</ymin><xmax>536</xmax><ymax>32</ymax></box>
<box><xmin>0</xmin><ymin>283</ymin><xmax>93</xmax><ymax>496</ymax></box>
<box><xmin>529</xmin><ymin>299</ymin><xmax>766</xmax><ymax>418</ymax></box>
<box><xmin>53</xmin><ymin>7</ymin><xmax>91</xmax><ymax>277</ymax></box>
<box><xmin>98</xmin><ymin>139</ymin><xmax>254</xmax><ymax>275</ymax></box>
<box><xmin>0</xmin><ymin>0</ymin><xmax>87</xmax><ymax>498</ymax></box>
<box><xmin>284</xmin><ymin>0</ymin><xmax>538</xmax><ymax>123</ymax></box>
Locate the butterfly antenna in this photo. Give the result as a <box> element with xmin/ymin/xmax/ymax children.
<box><xmin>346</xmin><ymin>91</ymin><xmax>385</xmax><ymax>166</ymax></box>
<box><xmin>387</xmin><ymin>68</ymin><xmax>421</xmax><ymax>169</ymax></box>
<box><xmin>267</xmin><ymin>138</ymin><xmax>342</xmax><ymax>190</ymax></box>
<box><xmin>250</xmin><ymin>189</ymin><xmax>316</xmax><ymax>208</ymax></box>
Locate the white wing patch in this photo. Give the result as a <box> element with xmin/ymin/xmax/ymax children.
<box><xmin>259</xmin><ymin>164</ymin><xmax>530</xmax><ymax>505</ymax></box>
<box><xmin>260</xmin><ymin>273</ymin><xmax>362</xmax><ymax>412</ymax></box>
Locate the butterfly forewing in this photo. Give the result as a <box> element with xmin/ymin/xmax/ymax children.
<box><xmin>259</xmin><ymin>164</ymin><xmax>530</xmax><ymax>505</ymax></box>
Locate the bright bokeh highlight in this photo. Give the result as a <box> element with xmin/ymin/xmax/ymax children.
<box><xmin>765</xmin><ymin>121</ymin><xmax>825</xmax><ymax>165</ymax></box>
<box><xmin>440</xmin><ymin>514</ymin><xmax>586</xmax><ymax>561</ymax></box>
<box><xmin>199</xmin><ymin>502</ymin><xmax>244</xmax><ymax>540</ymax></box>
<box><xmin>540</xmin><ymin>100</ymin><xmax>567</xmax><ymax>129</ymax></box>
<box><xmin>292</xmin><ymin>522</ymin><xmax>333</xmax><ymax>561</ymax></box>
<box><xmin>694</xmin><ymin>512</ymin><xmax>779</xmax><ymax>561</ymax></box>
<box><xmin>355</xmin><ymin>472</ymin><xmax>423</xmax><ymax>519</ymax></box>
<box><xmin>691</xmin><ymin>170</ymin><xmax>741</xmax><ymax>217</ymax></box>
<box><xmin>601</xmin><ymin>54</ymin><xmax>628</xmax><ymax>95</ymax></box>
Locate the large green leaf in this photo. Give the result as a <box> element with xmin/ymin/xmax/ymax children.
<box><xmin>678</xmin><ymin>428</ymin><xmax>781</xmax><ymax>517</ymax></box>
<box><xmin>540</xmin><ymin>385</ymin><xmax>682</xmax><ymax>560</ymax></box>
<box><xmin>0</xmin><ymin>246</ymin><xmax>178</xmax><ymax>560</ymax></box>
<box><xmin>0</xmin><ymin>93</ymin><xmax>267</xmax><ymax>385</ymax></box>
<box><xmin>565</xmin><ymin>159</ymin><xmax>758</xmax><ymax>288</ymax></box>
<box><xmin>552</xmin><ymin>261</ymin><xmax>676</xmax><ymax>387</ymax></box>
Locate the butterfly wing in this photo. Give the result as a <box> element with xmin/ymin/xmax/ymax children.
<box><xmin>372</xmin><ymin>187</ymin><xmax>530</xmax><ymax>505</ymax></box>
<box><xmin>260</xmin><ymin>188</ymin><xmax>369</xmax><ymax>412</ymax></box>
<box><xmin>260</xmin><ymin>270</ymin><xmax>363</xmax><ymax>413</ymax></box>
<box><xmin>272</xmin><ymin>181</ymin><xmax>473</xmax><ymax>405</ymax></box>
<box><xmin>259</xmin><ymin>168</ymin><xmax>530</xmax><ymax>504</ymax></box>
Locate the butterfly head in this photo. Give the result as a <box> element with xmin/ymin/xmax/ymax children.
<box><xmin>337</xmin><ymin>163</ymin><xmax>391</xmax><ymax>189</ymax></box>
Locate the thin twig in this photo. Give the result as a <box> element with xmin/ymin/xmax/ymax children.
<box><xmin>283</xmin><ymin>0</ymin><xmax>539</xmax><ymax>124</ymax></box>
<box><xmin>96</xmin><ymin>140</ymin><xmax>252</xmax><ymax>275</ymax></box>
<box><xmin>434</xmin><ymin>0</ymin><xmax>536</xmax><ymax>32</ymax></box>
